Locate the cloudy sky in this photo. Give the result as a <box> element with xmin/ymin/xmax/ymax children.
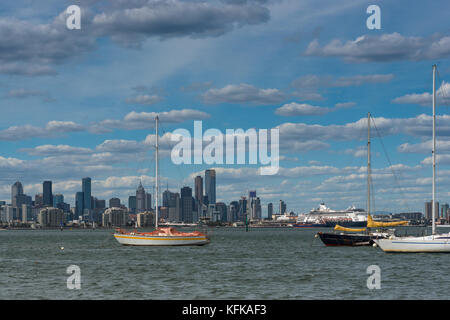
<box><xmin>1</xmin><ymin>0</ymin><xmax>450</xmax><ymax>215</ymax></box>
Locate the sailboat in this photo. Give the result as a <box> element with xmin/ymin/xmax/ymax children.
<box><xmin>114</xmin><ymin>116</ymin><xmax>210</xmax><ymax>246</ymax></box>
<box><xmin>317</xmin><ymin>113</ymin><xmax>408</xmax><ymax>246</ymax></box>
<box><xmin>375</xmin><ymin>65</ymin><xmax>450</xmax><ymax>252</ymax></box>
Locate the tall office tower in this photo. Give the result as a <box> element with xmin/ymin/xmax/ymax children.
<box><xmin>128</xmin><ymin>195</ymin><xmax>137</xmax><ymax>214</ymax></box>
<box><xmin>82</xmin><ymin>177</ymin><xmax>92</xmax><ymax>211</ymax></box>
<box><xmin>109</xmin><ymin>197</ymin><xmax>121</xmax><ymax>208</ymax></box>
<box><xmin>238</xmin><ymin>197</ymin><xmax>247</xmax><ymax>221</ymax></box>
<box><xmin>425</xmin><ymin>201</ymin><xmax>439</xmax><ymax>221</ymax></box>
<box><xmin>268</xmin><ymin>203</ymin><xmax>273</xmax><ymax>220</ymax></box>
<box><xmin>205</xmin><ymin>169</ymin><xmax>216</xmax><ymax>205</ymax></box>
<box><xmin>228</xmin><ymin>202</ymin><xmax>239</xmax><ymax>222</ymax></box>
<box><xmin>247</xmin><ymin>190</ymin><xmax>258</xmax><ymax>220</ymax></box>
<box><xmin>215</xmin><ymin>202</ymin><xmax>227</xmax><ymax>222</ymax></box>
<box><xmin>11</xmin><ymin>181</ymin><xmax>23</xmax><ymax>206</ymax></box>
<box><xmin>145</xmin><ymin>192</ymin><xmax>152</xmax><ymax>211</ymax></box>
<box><xmin>168</xmin><ymin>192</ymin><xmax>180</xmax><ymax>222</ymax></box>
<box><xmin>35</xmin><ymin>193</ymin><xmax>44</xmax><ymax>206</ymax></box>
<box><xmin>180</xmin><ymin>186</ymin><xmax>193</xmax><ymax>223</ymax></box>
<box><xmin>53</xmin><ymin>194</ymin><xmax>64</xmax><ymax>208</ymax></box>
<box><xmin>279</xmin><ymin>200</ymin><xmax>286</xmax><ymax>215</ymax></box>
<box><xmin>441</xmin><ymin>203</ymin><xmax>449</xmax><ymax>219</ymax></box>
<box><xmin>95</xmin><ymin>199</ymin><xmax>106</xmax><ymax>209</ymax></box>
<box><xmin>75</xmin><ymin>192</ymin><xmax>84</xmax><ymax>220</ymax></box>
<box><xmin>43</xmin><ymin>181</ymin><xmax>53</xmax><ymax>207</ymax></box>
<box><xmin>195</xmin><ymin>176</ymin><xmax>203</xmax><ymax>206</ymax></box>
<box><xmin>162</xmin><ymin>189</ymin><xmax>171</xmax><ymax>207</ymax></box>
<box><xmin>136</xmin><ymin>182</ymin><xmax>146</xmax><ymax>213</ymax></box>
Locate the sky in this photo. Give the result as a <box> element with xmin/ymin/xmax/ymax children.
<box><xmin>1</xmin><ymin>0</ymin><xmax>450</xmax><ymax>215</ymax></box>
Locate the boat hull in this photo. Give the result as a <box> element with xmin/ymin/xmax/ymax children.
<box><xmin>114</xmin><ymin>233</ymin><xmax>210</xmax><ymax>246</ymax></box>
<box><xmin>317</xmin><ymin>232</ymin><xmax>386</xmax><ymax>247</ymax></box>
<box><xmin>375</xmin><ymin>235</ymin><xmax>450</xmax><ymax>253</ymax></box>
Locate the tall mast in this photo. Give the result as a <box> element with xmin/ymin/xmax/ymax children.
<box><xmin>432</xmin><ymin>65</ymin><xmax>437</xmax><ymax>235</ymax></box>
<box><xmin>155</xmin><ymin>115</ymin><xmax>159</xmax><ymax>229</ymax></box>
<box><xmin>367</xmin><ymin>112</ymin><xmax>371</xmax><ymax>218</ymax></box>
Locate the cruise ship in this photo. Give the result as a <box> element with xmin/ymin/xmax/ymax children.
<box><xmin>294</xmin><ymin>203</ymin><xmax>367</xmax><ymax>228</ymax></box>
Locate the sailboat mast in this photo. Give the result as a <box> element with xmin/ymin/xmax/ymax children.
<box><xmin>155</xmin><ymin>115</ymin><xmax>159</xmax><ymax>229</ymax></box>
<box><xmin>367</xmin><ymin>112</ymin><xmax>371</xmax><ymax>217</ymax></box>
<box><xmin>432</xmin><ymin>64</ymin><xmax>437</xmax><ymax>235</ymax></box>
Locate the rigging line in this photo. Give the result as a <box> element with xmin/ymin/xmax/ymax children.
<box><xmin>370</xmin><ymin>116</ymin><xmax>412</xmax><ymax>214</ymax></box>
<box><xmin>160</xmin><ymin>125</ymin><xmax>185</xmax><ymax>193</ymax></box>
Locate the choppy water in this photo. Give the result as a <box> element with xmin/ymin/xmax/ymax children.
<box><xmin>0</xmin><ymin>227</ymin><xmax>449</xmax><ymax>300</ymax></box>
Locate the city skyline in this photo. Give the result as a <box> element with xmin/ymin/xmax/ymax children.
<box><xmin>1</xmin><ymin>1</ymin><xmax>450</xmax><ymax>214</ymax></box>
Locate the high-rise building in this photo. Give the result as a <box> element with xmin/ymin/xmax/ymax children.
<box><xmin>215</xmin><ymin>202</ymin><xmax>227</xmax><ymax>222</ymax></box>
<box><xmin>279</xmin><ymin>200</ymin><xmax>287</xmax><ymax>215</ymax></box>
<box><xmin>11</xmin><ymin>181</ymin><xmax>23</xmax><ymax>206</ymax></box>
<box><xmin>35</xmin><ymin>193</ymin><xmax>44</xmax><ymax>206</ymax></box>
<box><xmin>75</xmin><ymin>192</ymin><xmax>84</xmax><ymax>220</ymax></box>
<box><xmin>168</xmin><ymin>192</ymin><xmax>180</xmax><ymax>222</ymax></box>
<box><xmin>441</xmin><ymin>203</ymin><xmax>449</xmax><ymax>219</ymax></box>
<box><xmin>205</xmin><ymin>169</ymin><xmax>216</xmax><ymax>205</ymax></box>
<box><xmin>247</xmin><ymin>190</ymin><xmax>261</xmax><ymax>220</ymax></box>
<box><xmin>53</xmin><ymin>194</ymin><xmax>64</xmax><ymax>208</ymax></box>
<box><xmin>145</xmin><ymin>192</ymin><xmax>152</xmax><ymax>211</ymax></box>
<box><xmin>162</xmin><ymin>189</ymin><xmax>171</xmax><ymax>208</ymax></box>
<box><xmin>425</xmin><ymin>201</ymin><xmax>439</xmax><ymax>221</ymax></box>
<box><xmin>82</xmin><ymin>177</ymin><xmax>92</xmax><ymax>211</ymax></box>
<box><xmin>136</xmin><ymin>182</ymin><xmax>146</xmax><ymax>213</ymax></box>
<box><xmin>43</xmin><ymin>181</ymin><xmax>53</xmax><ymax>207</ymax></box>
<box><xmin>195</xmin><ymin>176</ymin><xmax>203</xmax><ymax>206</ymax></box>
<box><xmin>238</xmin><ymin>197</ymin><xmax>247</xmax><ymax>221</ymax></box>
<box><xmin>268</xmin><ymin>203</ymin><xmax>273</xmax><ymax>220</ymax></box>
<box><xmin>180</xmin><ymin>186</ymin><xmax>193</xmax><ymax>223</ymax></box>
<box><xmin>227</xmin><ymin>201</ymin><xmax>239</xmax><ymax>222</ymax></box>
<box><xmin>128</xmin><ymin>195</ymin><xmax>137</xmax><ymax>214</ymax></box>
<box><xmin>109</xmin><ymin>197</ymin><xmax>121</xmax><ymax>208</ymax></box>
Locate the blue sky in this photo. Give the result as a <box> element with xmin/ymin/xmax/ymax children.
<box><xmin>1</xmin><ymin>0</ymin><xmax>450</xmax><ymax>215</ymax></box>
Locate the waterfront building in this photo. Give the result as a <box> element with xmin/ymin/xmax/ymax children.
<box><xmin>247</xmin><ymin>191</ymin><xmax>261</xmax><ymax>221</ymax></box>
<box><xmin>95</xmin><ymin>199</ymin><xmax>106</xmax><ymax>209</ymax></box>
<box><xmin>137</xmin><ymin>211</ymin><xmax>155</xmax><ymax>227</ymax></box>
<box><xmin>268</xmin><ymin>203</ymin><xmax>273</xmax><ymax>220</ymax></box>
<box><xmin>109</xmin><ymin>197</ymin><xmax>121</xmax><ymax>208</ymax></box>
<box><xmin>180</xmin><ymin>186</ymin><xmax>193</xmax><ymax>223</ymax></box>
<box><xmin>205</xmin><ymin>169</ymin><xmax>216</xmax><ymax>205</ymax></box>
<box><xmin>227</xmin><ymin>202</ymin><xmax>239</xmax><ymax>222</ymax></box>
<box><xmin>21</xmin><ymin>204</ymin><xmax>31</xmax><ymax>222</ymax></box>
<box><xmin>38</xmin><ymin>207</ymin><xmax>65</xmax><ymax>227</ymax></box>
<box><xmin>14</xmin><ymin>194</ymin><xmax>32</xmax><ymax>208</ymax></box>
<box><xmin>102</xmin><ymin>207</ymin><xmax>128</xmax><ymax>227</ymax></box>
<box><xmin>82</xmin><ymin>177</ymin><xmax>92</xmax><ymax>211</ymax></box>
<box><xmin>43</xmin><ymin>181</ymin><xmax>53</xmax><ymax>207</ymax></box>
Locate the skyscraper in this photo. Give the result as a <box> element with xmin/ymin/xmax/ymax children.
<box><xmin>168</xmin><ymin>192</ymin><xmax>180</xmax><ymax>222</ymax></box>
<box><xmin>180</xmin><ymin>186</ymin><xmax>193</xmax><ymax>223</ymax></box>
<box><xmin>136</xmin><ymin>182</ymin><xmax>146</xmax><ymax>213</ymax></box>
<box><xmin>11</xmin><ymin>181</ymin><xmax>23</xmax><ymax>207</ymax></box>
<box><xmin>75</xmin><ymin>192</ymin><xmax>84</xmax><ymax>220</ymax></box>
<box><xmin>43</xmin><ymin>181</ymin><xmax>53</xmax><ymax>207</ymax></box>
<box><xmin>53</xmin><ymin>194</ymin><xmax>64</xmax><ymax>208</ymax></box>
<box><xmin>425</xmin><ymin>201</ymin><xmax>439</xmax><ymax>221</ymax></box>
<box><xmin>279</xmin><ymin>200</ymin><xmax>286</xmax><ymax>215</ymax></box>
<box><xmin>128</xmin><ymin>195</ymin><xmax>137</xmax><ymax>214</ymax></box>
<box><xmin>145</xmin><ymin>192</ymin><xmax>152</xmax><ymax>211</ymax></box>
<box><xmin>195</xmin><ymin>176</ymin><xmax>203</xmax><ymax>206</ymax></box>
<box><xmin>205</xmin><ymin>169</ymin><xmax>216</xmax><ymax>205</ymax></box>
<box><xmin>268</xmin><ymin>203</ymin><xmax>273</xmax><ymax>220</ymax></box>
<box><xmin>82</xmin><ymin>177</ymin><xmax>92</xmax><ymax>211</ymax></box>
